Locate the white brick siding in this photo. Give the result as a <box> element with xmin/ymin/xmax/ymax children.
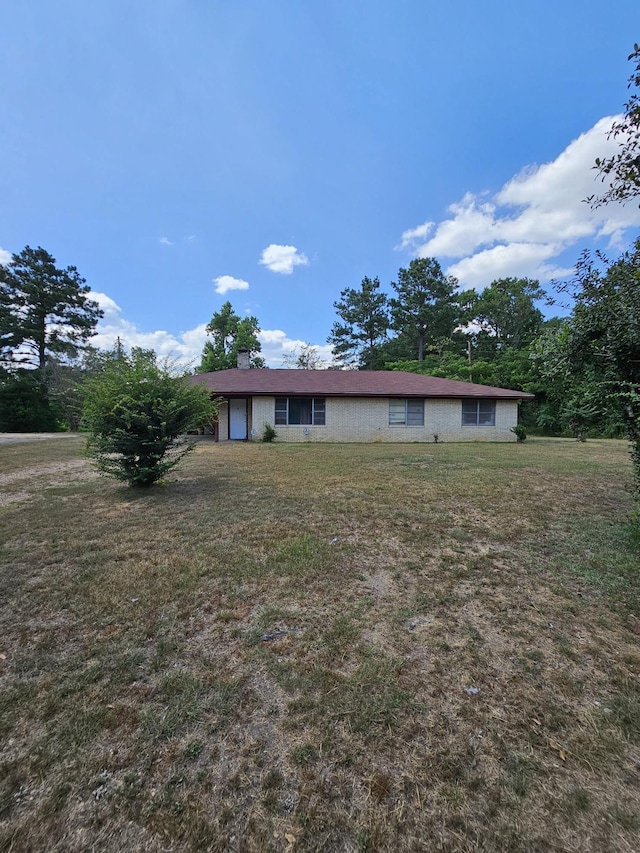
<box><xmin>217</xmin><ymin>401</ymin><xmax>229</xmax><ymax>441</ymax></box>
<box><xmin>248</xmin><ymin>396</ymin><xmax>518</xmax><ymax>442</ymax></box>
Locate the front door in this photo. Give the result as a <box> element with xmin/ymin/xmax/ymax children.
<box><xmin>229</xmin><ymin>398</ymin><xmax>248</xmax><ymax>440</ymax></box>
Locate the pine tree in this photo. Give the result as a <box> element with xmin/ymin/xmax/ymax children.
<box><xmin>0</xmin><ymin>246</ymin><xmax>102</xmax><ymax>374</ymax></box>
<box><xmin>328</xmin><ymin>276</ymin><xmax>389</xmax><ymax>369</ymax></box>
<box><xmin>390</xmin><ymin>258</ymin><xmax>459</xmax><ymax>361</ymax></box>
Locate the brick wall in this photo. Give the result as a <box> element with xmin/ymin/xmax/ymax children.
<box><xmin>217</xmin><ymin>401</ymin><xmax>229</xmax><ymax>441</ymax></box>
<box><xmin>249</xmin><ymin>396</ymin><xmax>518</xmax><ymax>442</ymax></box>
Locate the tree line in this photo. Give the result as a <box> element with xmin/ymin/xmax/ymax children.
<box><xmin>1</xmin><ymin>238</ymin><xmax>637</xmax><ymax>434</ymax></box>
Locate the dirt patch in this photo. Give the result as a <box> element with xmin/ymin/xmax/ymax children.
<box><xmin>0</xmin><ymin>432</ymin><xmax>79</xmax><ymax>445</ymax></box>
<box><xmin>361</xmin><ymin>568</ymin><xmax>397</xmax><ymax>598</ymax></box>
<box><xmin>0</xmin><ymin>490</ymin><xmax>33</xmax><ymax>506</ymax></box>
<box><xmin>0</xmin><ymin>459</ymin><xmax>97</xmax><ymax>506</ymax></box>
<box><xmin>0</xmin><ymin>459</ymin><xmax>94</xmax><ymax>487</ymax></box>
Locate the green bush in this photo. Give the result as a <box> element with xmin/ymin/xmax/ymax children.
<box><xmin>511</xmin><ymin>424</ymin><xmax>527</xmax><ymax>442</ymax></box>
<box><xmin>262</xmin><ymin>423</ymin><xmax>277</xmax><ymax>443</ymax></box>
<box><xmin>0</xmin><ymin>371</ymin><xmax>60</xmax><ymax>432</ymax></box>
<box><xmin>83</xmin><ymin>348</ymin><xmax>217</xmax><ymax>487</ymax></box>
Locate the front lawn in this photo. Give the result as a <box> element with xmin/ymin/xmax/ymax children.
<box><xmin>1</xmin><ymin>437</ymin><xmax>639</xmax><ymax>851</ymax></box>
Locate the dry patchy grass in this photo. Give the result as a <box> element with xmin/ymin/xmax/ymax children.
<box><xmin>1</xmin><ymin>436</ymin><xmax>640</xmax><ymax>852</ymax></box>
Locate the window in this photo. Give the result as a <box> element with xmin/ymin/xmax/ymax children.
<box><xmin>389</xmin><ymin>399</ymin><xmax>424</xmax><ymax>426</ymax></box>
<box><xmin>462</xmin><ymin>399</ymin><xmax>496</xmax><ymax>426</ymax></box>
<box><xmin>275</xmin><ymin>397</ymin><xmax>326</xmax><ymax>426</ymax></box>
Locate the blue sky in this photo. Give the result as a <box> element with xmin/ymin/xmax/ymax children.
<box><xmin>1</xmin><ymin>1</ymin><xmax>639</xmax><ymax>367</ymax></box>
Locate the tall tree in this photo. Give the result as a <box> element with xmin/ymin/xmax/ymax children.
<box><xmin>328</xmin><ymin>276</ymin><xmax>389</xmax><ymax>369</ymax></box>
<box><xmin>0</xmin><ymin>289</ymin><xmax>17</xmax><ymax>363</ymax></box>
<box><xmin>390</xmin><ymin>258</ymin><xmax>459</xmax><ymax>361</ymax></box>
<box><xmin>197</xmin><ymin>301</ymin><xmax>264</xmax><ymax>372</ymax></box>
<box><xmin>465</xmin><ymin>277</ymin><xmax>545</xmax><ymax>354</ymax></box>
<box><xmin>540</xmin><ymin>243</ymin><xmax>640</xmax><ymax>500</ymax></box>
<box><xmin>589</xmin><ymin>44</ymin><xmax>640</xmax><ymax>207</ymax></box>
<box><xmin>0</xmin><ymin>246</ymin><xmax>103</xmax><ymax>374</ymax></box>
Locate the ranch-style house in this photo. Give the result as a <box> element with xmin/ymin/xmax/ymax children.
<box><xmin>191</xmin><ymin>355</ymin><xmax>534</xmax><ymax>443</ymax></box>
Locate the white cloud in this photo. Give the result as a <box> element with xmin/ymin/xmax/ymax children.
<box><xmin>89</xmin><ymin>291</ymin><xmax>329</xmax><ymax>369</ymax></box>
<box><xmin>159</xmin><ymin>236</ymin><xmax>173</xmax><ymax>245</ymax></box>
<box><xmin>213</xmin><ymin>275</ymin><xmax>250</xmax><ymax>295</ymax></box>
<box><xmin>259</xmin><ymin>329</ymin><xmax>303</xmax><ymax>365</ymax></box>
<box><xmin>259</xmin><ymin>244</ymin><xmax>309</xmax><ymax>274</ymax></box>
<box><xmin>91</xmin><ymin>291</ymin><xmax>121</xmax><ymax>319</ymax></box>
<box><xmin>399</xmin><ymin>116</ymin><xmax>640</xmax><ymax>289</ymax></box>
<box><xmin>0</xmin><ymin>246</ymin><xmax>12</xmax><ymax>265</ymax></box>
<box><xmin>258</xmin><ymin>329</ymin><xmax>334</xmax><ymax>368</ymax></box>
<box><xmin>447</xmin><ymin>244</ymin><xmax>573</xmax><ymax>287</ymax></box>
<box><xmin>89</xmin><ymin>292</ymin><xmax>208</xmax><ymax>367</ymax></box>
<box><xmin>397</xmin><ymin>220</ymin><xmax>435</xmax><ymax>250</ymax></box>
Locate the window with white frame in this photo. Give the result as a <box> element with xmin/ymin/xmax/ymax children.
<box><xmin>389</xmin><ymin>398</ymin><xmax>424</xmax><ymax>426</ymax></box>
<box><xmin>462</xmin><ymin>399</ymin><xmax>496</xmax><ymax>426</ymax></box>
<box><xmin>275</xmin><ymin>397</ymin><xmax>326</xmax><ymax>426</ymax></box>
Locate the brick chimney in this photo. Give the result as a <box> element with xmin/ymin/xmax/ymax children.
<box><xmin>237</xmin><ymin>349</ymin><xmax>250</xmax><ymax>369</ymax></box>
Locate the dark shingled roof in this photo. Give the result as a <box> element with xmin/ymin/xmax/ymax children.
<box><xmin>190</xmin><ymin>369</ymin><xmax>534</xmax><ymax>399</ymax></box>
